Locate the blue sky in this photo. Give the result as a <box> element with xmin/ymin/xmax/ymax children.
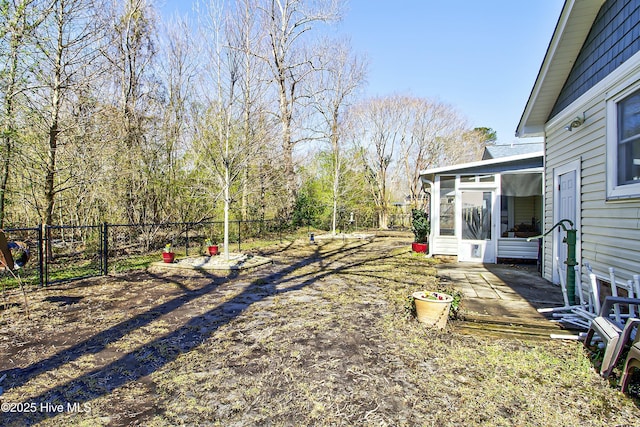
<box><xmin>160</xmin><ymin>0</ymin><xmax>564</xmax><ymax>145</ymax></box>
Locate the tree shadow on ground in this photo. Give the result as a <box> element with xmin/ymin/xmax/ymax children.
<box><xmin>2</xmin><ymin>239</ymin><xmax>405</xmax><ymax>425</ymax></box>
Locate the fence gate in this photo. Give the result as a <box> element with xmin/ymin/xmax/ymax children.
<box><xmin>44</xmin><ymin>224</ymin><xmax>106</xmax><ymax>286</ymax></box>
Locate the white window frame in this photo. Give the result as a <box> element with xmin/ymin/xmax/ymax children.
<box><xmin>606</xmin><ymin>79</ymin><xmax>640</xmax><ymax>200</ymax></box>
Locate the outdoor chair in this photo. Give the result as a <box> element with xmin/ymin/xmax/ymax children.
<box><xmin>0</xmin><ymin>230</ymin><xmax>15</xmax><ymax>271</ymax></box>
<box><xmin>540</xmin><ymin>261</ymin><xmax>599</xmax><ymax>330</ymax></box>
<box><xmin>0</xmin><ymin>230</ymin><xmax>31</xmax><ymax>316</ymax></box>
<box><xmin>620</xmin><ymin>332</ymin><xmax>640</xmax><ymax>393</ymax></box>
<box><xmin>584</xmin><ymin>296</ymin><xmax>640</xmax><ymax>378</ymax></box>
<box><xmin>606</xmin><ymin>267</ymin><xmax>639</xmax><ymax>322</ymax></box>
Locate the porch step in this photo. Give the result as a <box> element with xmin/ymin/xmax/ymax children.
<box><xmin>454</xmin><ymin>313</ymin><xmax>581</xmax><ymax>340</ymax></box>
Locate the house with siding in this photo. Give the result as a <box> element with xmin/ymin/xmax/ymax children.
<box><xmin>516</xmin><ymin>0</ymin><xmax>640</xmax><ymax>285</ymax></box>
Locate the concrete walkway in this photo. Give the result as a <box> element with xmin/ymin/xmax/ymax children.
<box><xmin>437</xmin><ymin>263</ymin><xmax>578</xmax><ymax>339</ymax></box>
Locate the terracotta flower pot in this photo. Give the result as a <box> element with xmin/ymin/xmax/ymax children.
<box><xmin>208</xmin><ymin>245</ymin><xmax>219</xmax><ymax>256</ymax></box>
<box><xmin>412</xmin><ymin>242</ymin><xmax>428</xmax><ymax>253</ymax></box>
<box><xmin>162</xmin><ymin>252</ymin><xmax>175</xmax><ymax>263</ymax></box>
<box><xmin>412</xmin><ymin>291</ymin><xmax>453</xmax><ymax>329</ymax></box>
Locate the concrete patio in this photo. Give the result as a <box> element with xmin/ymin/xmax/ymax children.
<box><xmin>437</xmin><ymin>263</ymin><xmax>579</xmax><ymax>339</ymax></box>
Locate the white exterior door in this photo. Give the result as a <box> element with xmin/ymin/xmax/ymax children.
<box><xmin>458</xmin><ymin>190</ymin><xmax>496</xmax><ymax>262</ymax></box>
<box><xmin>553</xmin><ymin>160</ymin><xmax>580</xmax><ymax>284</ymax></box>
<box><xmin>558</xmin><ymin>171</ymin><xmax>576</xmax><ymax>278</ymax></box>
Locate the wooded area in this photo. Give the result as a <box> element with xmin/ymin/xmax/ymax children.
<box><xmin>0</xmin><ymin>0</ymin><xmax>492</xmax><ymax>232</ymax></box>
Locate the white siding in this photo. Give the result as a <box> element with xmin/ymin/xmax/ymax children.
<box><xmin>433</xmin><ymin>236</ymin><xmax>457</xmax><ymax>255</ymax></box>
<box><xmin>543</xmin><ymin>57</ymin><xmax>640</xmax><ymax>283</ymax></box>
<box><xmin>497</xmin><ymin>238</ymin><xmax>539</xmax><ymax>259</ymax></box>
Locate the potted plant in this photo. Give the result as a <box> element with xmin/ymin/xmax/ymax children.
<box><xmin>411</xmin><ymin>208</ymin><xmax>430</xmax><ymax>253</ymax></box>
<box><xmin>410</xmin><ymin>291</ymin><xmax>454</xmax><ymax>329</ymax></box>
<box><xmin>205</xmin><ymin>239</ymin><xmax>218</xmax><ymax>256</ymax></box>
<box><xmin>162</xmin><ymin>243</ymin><xmax>175</xmax><ymax>263</ymax></box>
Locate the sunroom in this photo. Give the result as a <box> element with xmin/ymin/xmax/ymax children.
<box><xmin>420</xmin><ymin>151</ymin><xmax>544</xmax><ymax>264</ymax></box>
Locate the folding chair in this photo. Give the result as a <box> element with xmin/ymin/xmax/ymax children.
<box><xmin>620</xmin><ymin>330</ymin><xmax>640</xmax><ymax>393</ymax></box>
<box><xmin>584</xmin><ymin>296</ymin><xmax>640</xmax><ymax>378</ymax></box>
<box><xmin>540</xmin><ymin>261</ymin><xmax>599</xmax><ymax>330</ymax></box>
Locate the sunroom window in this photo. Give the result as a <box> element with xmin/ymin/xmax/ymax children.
<box><xmin>500</xmin><ymin>174</ymin><xmax>542</xmax><ymax>238</ymax></box>
<box><xmin>439</xmin><ymin>176</ymin><xmax>455</xmax><ymax>236</ymax></box>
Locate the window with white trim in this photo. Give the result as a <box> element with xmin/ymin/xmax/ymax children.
<box><xmin>606</xmin><ymin>83</ymin><xmax>640</xmax><ymax>199</ymax></box>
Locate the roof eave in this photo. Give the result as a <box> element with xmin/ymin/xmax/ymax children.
<box><xmin>419</xmin><ymin>151</ymin><xmax>544</xmax><ymax>176</ymax></box>
<box><xmin>515</xmin><ymin>0</ymin><xmax>605</xmax><ymax>138</ymax></box>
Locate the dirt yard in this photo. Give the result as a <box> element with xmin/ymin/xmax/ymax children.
<box><xmin>0</xmin><ymin>232</ymin><xmax>639</xmax><ymax>426</ymax></box>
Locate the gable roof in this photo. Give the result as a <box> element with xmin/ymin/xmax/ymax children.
<box><xmin>420</xmin><ymin>152</ymin><xmax>544</xmax><ymax>178</ymax></box>
<box><xmin>516</xmin><ymin>0</ymin><xmax>605</xmax><ymax>137</ymax></box>
<box><xmin>482</xmin><ymin>143</ymin><xmax>544</xmax><ymax>160</ymax></box>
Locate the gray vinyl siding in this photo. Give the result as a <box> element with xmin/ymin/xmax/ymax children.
<box><xmin>551</xmin><ymin>0</ymin><xmax>640</xmax><ymax>118</ymax></box>
<box><xmin>544</xmin><ymin>72</ymin><xmax>640</xmax><ymax>283</ymax></box>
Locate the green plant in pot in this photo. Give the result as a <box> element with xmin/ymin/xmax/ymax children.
<box><xmin>162</xmin><ymin>243</ymin><xmax>175</xmax><ymax>263</ymax></box>
<box><xmin>411</xmin><ymin>208</ymin><xmax>430</xmax><ymax>253</ymax></box>
<box><xmin>405</xmin><ymin>286</ymin><xmax>462</xmax><ymax>329</ymax></box>
<box><xmin>205</xmin><ymin>238</ymin><xmax>219</xmax><ymax>256</ymax></box>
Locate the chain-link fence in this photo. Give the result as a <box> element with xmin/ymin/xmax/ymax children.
<box><xmin>2</xmin><ymin>211</ymin><xmax>402</xmax><ymax>287</ymax></box>
<box><xmin>2</xmin><ymin>219</ymin><xmax>296</xmax><ymax>287</ymax></box>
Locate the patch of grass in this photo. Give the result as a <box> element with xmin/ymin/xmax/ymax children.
<box><xmin>1</xmin><ymin>233</ymin><xmax>639</xmax><ymax>426</ymax></box>
<box><xmin>110</xmin><ymin>253</ymin><xmax>158</xmax><ymax>273</ymax></box>
<box><xmin>46</xmin><ymin>260</ymin><xmax>102</xmax><ymax>282</ymax></box>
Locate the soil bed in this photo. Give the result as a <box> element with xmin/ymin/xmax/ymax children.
<box><xmin>0</xmin><ymin>232</ymin><xmax>638</xmax><ymax>426</ymax></box>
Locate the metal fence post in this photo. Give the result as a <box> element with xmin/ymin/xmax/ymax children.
<box><xmin>42</xmin><ymin>223</ymin><xmax>48</xmax><ymax>286</ymax></box>
<box><xmin>37</xmin><ymin>225</ymin><xmax>44</xmax><ymax>287</ymax></box>
<box><xmin>185</xmin><ymin>223</ymin><xmax>190</xmax><ymax>256</ymax></box>
<box><xmin>237</xmin><ymin>220</ymin><xmax>241</xmax><ymax>252</ymax></box>
<box><xmin>102</xmin><ymin>222</ymin><xmax>108</xmax><ymax>275</ymax></box>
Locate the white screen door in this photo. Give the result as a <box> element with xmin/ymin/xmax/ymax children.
<box><xmin>459</xmin><ymin>191</ymin><xmax>495</xmax><ymax>262</ymax></box>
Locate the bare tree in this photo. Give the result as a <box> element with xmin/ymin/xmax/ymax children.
<box><xmin>28</xmin><ymin>0</ymin><xmax>105</xmax><ymax>227</ymax></box>
<box><xmin>396</xmin><ymin>97</ymin><xmax>480</xmax><ymax>208</ymax></box>
<box><xmin>101</xmin><ymin>0</ymin><xmax>162</xmax><ymax>225</ymax></box>
<box><xmin>156</xmin><ymin>14</ymin><xmax>205</xmax><ymax>223</ymax></box>
<box><xmin>232</xmin><ymin>0</ymin><xmax>271</xmax><ymax>222</ymax></box>
<box><xmin>351</xmin><ymin>94</ymin><xmax>486</xmax><ymax>228</ymax></box>
<box><xmin>0</xmin><ymin>0</ymin><xmax>49</xmax><ymax>227</ymax></box>
<box><xmin>311</xmin><ymin>38</ymin><xmax>366</xmax><ymax>234</ymax></box>
<box><xmin>193</xmin><ymin>0</ymin><xmax>266</xmax><ymax>260</ymax></box>
<box><xmin>351</xmin><ymin>95</ymin><xmax>407</xmax><ymax>229</ymax></box>
<box><xmin>257</xmin><ymin>0</ymin><xmax>339</xmax><ymax>220</ymax></box>
<box><xmin>159</xmin><ymin>15</ymin><xmax>197</xmax><ymax>182</ymax></box>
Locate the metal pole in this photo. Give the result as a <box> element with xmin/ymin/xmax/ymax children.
<box><xmin>102</xmin><ymin>222</ymin><xmax>108</xmax><ymax>275</ymax></box>
<box><xmin>185</xmin><ymin>223</ymin><xmax>190</xmax><ymax>256</ymax></box>
<box><xmin>528</xmin><ymin>218</ymin><xmax>577</xmax><ymax>302</ymax></box>
<box><xmin>42</xmin><ymin>224</ymin><xmax>48</xmax><ymax>286</ymax></box>
<box><xmin>38</xmin><ymin>225</ymin><xmax>44</xmax><ymax>287</ymax></box>
<box><xmin>565</xmin><ymin>228</ymin><xmax>577</xmax><ymax>304</ymax></box>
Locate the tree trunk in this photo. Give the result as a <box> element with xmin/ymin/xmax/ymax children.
<box><xmin>223</xmin><ymin>163</ymin><xmax>230</xmax><ymax>261</ymax></box>
<box><xmin>0</xmin><ymin>7</ymin><xmax>26</xmax><ymax>228</ymax></box>
<box><xmin>331</xmin><ymin>126</ymin><xmax>340</xmax><ymax>235</ymax></box>
<box><xmin>45</xmin><ymin>124</ymin><xmax>58</xmax><ymax>227</ymax></box>
<box><xmin>378</xmin><ymin>209</ymin><xmax>388</xmax><ymax>229</ymax></box>
<box><xmin>0</xmin><ymin>134</ymin><xmax>10</xmax><ymax>228</ymax></box>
